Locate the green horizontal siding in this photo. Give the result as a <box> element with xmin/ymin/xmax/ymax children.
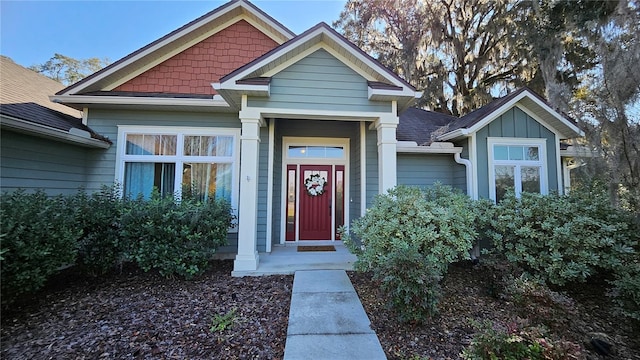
<box><xmin>84</xmin><ymin>108</ymin><xmax>241</xmax><ymax>192</ymax></box>
<box><xmin>365</xmin><ymin>127</ymin><xmax>378</xmax><ymax>207</ymax></box>
<box><xmin>1</xmin><ymin>130</ymin><xmax>88</xmax><ymax>195</ymax></box>
<box><xmin>248</xmin><ymin>49</ymin><xmax>391</xmax><ymax>113</ymax></box>
<box><xmin>397</xmin><ymin>154</ymin><xmax>465</xmax><ymax>191</ymax></box>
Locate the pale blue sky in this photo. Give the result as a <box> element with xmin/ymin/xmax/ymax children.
<box><xmin>0</xmin><ymin>0</ymin><xmax>346</xmax><ymax>68</ymax></box>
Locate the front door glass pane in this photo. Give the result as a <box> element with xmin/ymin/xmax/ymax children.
<box><xmin>335</xmin><ymin>168</ymin><xmax>344</xmax><ymax>239</ymax></box>
<box><xmin>288</xmin><ymin>146</ymin><xmax>344</xmax><ymax>158</ymax></box>
<box><xmin>286</xmin><ymin>168</ymin><xmax>297</xmax><ymax>240</ymax></box>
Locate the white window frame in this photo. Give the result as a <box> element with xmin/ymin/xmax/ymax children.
<box><xmin>116</xmin><ymin>126</ymin><xmax>241</xmax><ymax>223</ymax></box>
<box><xmin>488</xmin><ymin>137</ymin><xmax>547</xmax><ymax>201</ymax></box>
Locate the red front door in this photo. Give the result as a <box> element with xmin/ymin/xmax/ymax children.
<box><xmin>299</xmin><ymin>165</ymin><xmax>332</xmax><ymax>240</ymax></box>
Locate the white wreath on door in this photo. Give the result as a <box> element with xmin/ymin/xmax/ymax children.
<box><xmin>304</xmin><ymin>174</ymin><xmax>326</xmax><ymax>196</ymax></box>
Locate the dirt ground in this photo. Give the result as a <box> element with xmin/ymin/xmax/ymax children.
<box><xmin>2</xmin><ymin>260</ymin><xmax>638</xmax><ymax>359</ymax></box>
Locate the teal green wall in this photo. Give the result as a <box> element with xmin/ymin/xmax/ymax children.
<box><xmin>247</xmin><ymin>49</ymin><xmax>391</xmax><ymax>113</ymax></box>
<box><xmin>397</xmin><ymin>154</ymin><xmax>465</xmax><ymax>191</ymax></box>
<box><xmin>453</xmin><ymin>139</ymin><xmax>469</xmax><ymax>193</ymax></box>
<box><xmin>475</xmin><ymin>107</ymin><xmax>558</xmax><ymax>199</ymax></box>
<box><xmin>86</xmin><ymin>109</ymin><xmax>241</xmax><ymax>249</ymax></box>
<box><xmin>85</xmin><ymin>108</ymin><xmax>241</xmax><ymax>192</ymax></box>
<box><xmin>0</xmin><ymin>130</ymin><xmax>89</xmax><ymax>195</ymax></box>
<box><xmin>365</xmin><ymin>127</ymin><xmax>378</xmax><ymax>207</ymax></box>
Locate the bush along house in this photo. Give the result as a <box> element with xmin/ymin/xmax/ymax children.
<box><xmin>10</xmin><ymin>0</ymin><xmax>583</xmax><ymax>273</ymax></box>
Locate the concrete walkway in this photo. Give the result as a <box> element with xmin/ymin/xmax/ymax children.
<box><xmin>283</xmin><ymin>270</ymin><xmax>386</xmax><ymax>360</ymax></box>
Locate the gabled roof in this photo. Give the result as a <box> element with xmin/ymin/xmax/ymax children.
<box><xmin>214</xmin><ymin>22</ymin><xmax>421</xmax><ymax>110</ymax></box>
<box><xmin>56</xmin><ymin>0</ymin><xmax>294</xmax><ymax>97</ymax></box>
<box><xmin>398</xmin><ymin>108</ymin><xmax>458</xmax><ymax>145</ymax></box>
<box><xmin>0</xmin><ymin>57</ymin><xmax>110</xmax><ymax>148</ymax></box>
<box><xmin>437</xmin><ymin>87</ymin><xmax>584</xmax><ymax>140</ymax></box>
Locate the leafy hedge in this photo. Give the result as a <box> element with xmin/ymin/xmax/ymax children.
<box><xmin>343</xmin><ymin>185</ymin><xmax>477</xmax><ymax>322</ymax></box>
<box><xmin>484</xmin><ymin>187</ymin><xmax>638</xmax><ymax>286</ymax></box>
<box><xmin>122</xmin><ymin>193</ymin><xmax>233</xmax><ymax>279</ymax></box>
<box><xmin>1</xmin><ymin>190</ymin><xmax>80</xmax><ymax>305</ymax></box>
<box><xmin>481</xmin><ymin>184</ymin><xmax>639</xmax><ymax>320</ymax></box>
<box><xmin>1</xmin><ymin>187</ymin><xmax>235</xmax><ymax>306</ymax></box>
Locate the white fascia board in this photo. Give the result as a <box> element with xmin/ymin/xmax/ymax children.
<box><xmin>321</xmin><ymin>29</ymin><xmax>410</xmax><ymax>90</ymax></box>
<box><xmin>524</xmin><ymin>93</ymin><xmax>584</xmax><ymax>137</ymax></box>
<box><xmin>50</xmin><ymin>95</ymin><xmax>230</xmax><ymax>108</ymax></box>
<box><xmin>60</xmin><ymin>1</ymin><xmax>293</xmax><ymax>96</ymax></box>
<box><xmin>213</xmin><ymin>82</ymin><xmax>269</xmax><ymax>96</ymax></box>
<box><xmin>367</xmin><ymin>87</ymin><xmax>416</xmax><ymax>100</ymax></box>
<box><xmin>223</xmin><ymin>26</ymin><xmax>415</xmax><ymax>94</ymax></box>
<box><xmin>249</xmin><ymin>106</ymin><xmax>387</xmax><ymax>121</ymax></box>
<box><xmin>396</xmin><ymin>142</ymin><xmax>463</xmax><ymax>154</ymax></box>
<box><xmin>223</xmin><ymin>28</ymin><xmax>328</xmax><ymax>84</ymax></box>
<box><xmin>437</xmin><ymin>128</ymin><xmax>468</xmax><ymax>141</ymax></box>
<box><xmin>1</xmin><ymin>115</ymin><xmax>110</xmax><ymax>149</ymax></box>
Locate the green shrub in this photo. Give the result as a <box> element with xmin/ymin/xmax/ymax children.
<box><xmin>343</xmin><ymin>185</ymin><xmax>476</xmax><ymax>321</ymax></box>
<box><xmin>121</xmin><ymin>192</ymin><xmax>234</xmax><ymax>279</ymax></box>
<box><xmin>462</xmin><ymin>320</ymin><xmax>544</xmax><ymax>360</ymax></box>
<box><xmin>375</xmin><ymin>246</ymin><xmax>443</xmax><ymax>322</ymax></box>
<box><xmin>69</xmin><ymin>186</ymin><xmax>126</xmax><ymax>275</ymax></box>
<box><xmin>0</xmin><ymin>190</ymin><xmax>81</xmax><ymax>305</ymax></box>
<box><xmin>462</xmin><ymin>320</ymin><xmax>582</xmax><ymax>360</ymax></box>
<box><xmin>609</xmin><ymin>259</ymin><xmax>640</xmax><ymax>321</ymax></box>
<box><xmin>486</xmin><ymin>186</ymin><xmax>638</xmax><ymax>286</ymax></box>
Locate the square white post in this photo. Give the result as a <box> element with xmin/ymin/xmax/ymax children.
<box><xmin>375</xmin><ymin>115</ymin><xmax>398</xmax><ymax>194</ymax></box>
<box><xmin>234</xmin><ymin>116</ymin><xmax>263</xmax><ymax>272</ymax></box>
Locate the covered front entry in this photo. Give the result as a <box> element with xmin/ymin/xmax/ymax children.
<box><xmin>283</xmin><ymin>138</ymin><xmax>348</xmax><ymax>242</ymax></box>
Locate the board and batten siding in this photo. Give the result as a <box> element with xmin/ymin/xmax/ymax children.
<box><xmin>84</xmin><ymin>109</ymin><xmax>241</xmax><ymax>192</ymax></box>
<box><xmin>247</xmin><ymin>49</ymin><xmax>391</xmax><ymax>113</ymax></box>
<box><xmin>397</xmin><ymin>154</ymin><xmax>465</xmax><ymax>191</ymax></box>
<box><xmin>475</xmin><ymin>107</ymin><xmax>558</xmax><ymax>199</ymax></box>
<box><xmin>0</xmin><ymin>130</ymin><xmax>88</xmax><ymax>195</ymax></box>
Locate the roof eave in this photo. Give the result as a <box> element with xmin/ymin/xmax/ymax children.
<box><xmin>57</xmin><ymin>0</ymin><xmax>295</xmax><ymax>96</ymax></box>
<box><xmin>437</xmin><ymin>128</ymin><xmax>468</xmax><ymax>141</ymax></box>
<box><xmin>50</xmin><ymin>94</ymin><xmax>231</xmax><ymax>110</ymax></box>
<box><xmin>1</xmin><ymin>115</ymin><xmax>111</xmax><ymax>149</ymax></box>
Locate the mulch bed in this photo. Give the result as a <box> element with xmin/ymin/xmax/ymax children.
<box><xmin>3</xmin><ymin>259</ymin><xmax>639</xmax><ymax>360</ymax></box>
<box><xmin>1</xmin><ymin>261</ymin><xmax>293</xmax><ymax>359</ymax></box>
<box><xmin>349</xmin><ymin>262</ymin><xmax>640</xmax><ymax>360</ymax></box>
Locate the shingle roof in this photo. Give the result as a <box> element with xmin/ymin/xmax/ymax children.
<box><xmin>398</xmin><ymin>107</ymin><xmax>458</xmax><ymax>145</ymax></box>
<box><xmin>444</xmin><ymin>86</ymin><xmax>579</xmax><ymax>134</ymax></box>
<box><xmin>0</xmin><ymin>56</ymin><xmax>109</xmax><ymax>142</ymax></box>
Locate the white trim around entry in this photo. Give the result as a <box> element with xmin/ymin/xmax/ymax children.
<box><xmin>280</xmin><ymin>137</ymin><xmax>350</xmax><ymax>243</ymax></box>
<box><xmin>265</xmin><ymin>119</ymin><xmax>275</xmax><ymax>252</ymax></box>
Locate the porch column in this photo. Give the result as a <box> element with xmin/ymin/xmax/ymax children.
<box><xmin>376</xmin><ymin>114</ymin><xmax>398</xmax><ymax>193</ymax></box>
<box><xmin>234</xmin><ymin>115</ymin><xmax>263</xmax><ymax>271</ymax></box>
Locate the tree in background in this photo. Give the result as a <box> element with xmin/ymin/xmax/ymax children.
<box><xmin>334</xmin><ymin>0</ymin><xmax>535</xmax><ymax>116</ymax></box>
<box><xmin>29</xmin><ymin>53</ymin><xmax>109</xmax><ymax>86</ymax></box>
<box><xmin>334</xmin><ymin>0</ymin><xmax>639</xmax><ymax>211</ymax></box>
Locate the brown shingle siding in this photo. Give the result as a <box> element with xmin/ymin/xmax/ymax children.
<box><xmin>113</xmin><ymin>20</ymin><xmax>278</xmax><ymax>96</ymax></box>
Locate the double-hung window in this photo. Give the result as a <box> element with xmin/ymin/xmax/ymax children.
<box><xmin>116</xmin><ymin>127</ymin><xmax>239</xmax><ymax>207</ymax></box>
<box><xmin>488</xmin><ymin>138</ymin><xmax>547</xmax><ymax>202</ymax></box>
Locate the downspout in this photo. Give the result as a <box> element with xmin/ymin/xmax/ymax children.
<box><xmin>454</xmin><ymin>152</ymin><xmax>480</xmax><ymax>261</ymax></box>
<box><xmin>454</xmin><ymin>152</ymin><xmax>473</xmax><ymax>199</ymax></box>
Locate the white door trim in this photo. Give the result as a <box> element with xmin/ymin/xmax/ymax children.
<box><xmin>280</xmin><ymin>137</ymin><xmax>350</xmax><ymax>243</ymax></box>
